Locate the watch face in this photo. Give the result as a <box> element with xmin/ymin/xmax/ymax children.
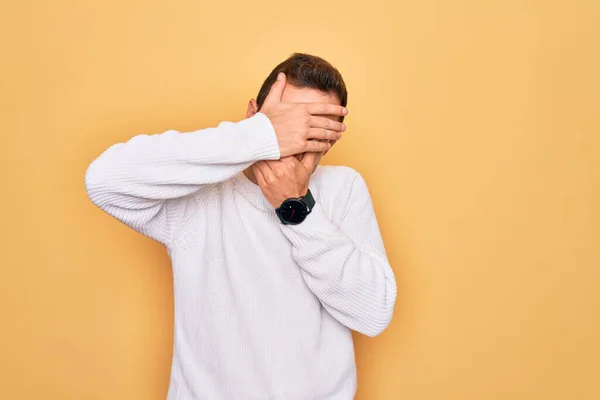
<box><xmin>278</xmin><ymin>199</ymin><xmax>308</xmax><ymax>224</ymax></box>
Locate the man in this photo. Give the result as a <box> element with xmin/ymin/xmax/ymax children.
<box><xmin>85</xmin><ymin>53</ymin><xmax>396</xmax><ymax>400</ymax></box>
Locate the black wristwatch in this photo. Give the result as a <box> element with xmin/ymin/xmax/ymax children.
<box><xmin>275</xmin><ymin>189</ymin><xmax>316</xmax><ymax>225</ymax></box>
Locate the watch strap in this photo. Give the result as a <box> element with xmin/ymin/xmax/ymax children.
<box><xmin>303</xmin><ymin>189</ymin><xmax>315</xmax><ymax>211</ymax></box>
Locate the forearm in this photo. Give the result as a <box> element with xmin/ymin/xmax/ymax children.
<box><xmin>281</xmin><ymin>205</ymin><xmax>397</xmax><ymax>337</ymax></box>
<box><xmin>85</xmin><ymin>113</ymin><xmax>279</xmax><ymax>204</ymax></box>
<box><xmin>85</xmin><ymin>112</ymin><xmax>279</xmax><ymax>245</ymax></box>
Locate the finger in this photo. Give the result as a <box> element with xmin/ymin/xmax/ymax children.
<box><xmin>253</xmin><ymin>164</ymin><xmax>267</xmax><ymax>186</ymax></box>
<box><xmin>255</xmin><ymin>161</ymin><xmax>277</xmax><ymax>183</ymax></box>
<box><xmin>262</xmin><ymin>72</ymin><xmax>286</xmax><ymax>108</ymax></box>
<box><xmin>308</xmin><ymin>128</ymin><xmax>342</xmax><ymax>141</ymax></box>
<box><xmin>254</xmin><ymin>161</ymin><xmax>272</xmax><ymax>178</ymax></box>
<box><xmin>308</xmin><ymin>116</ymin><xmax>346</xmax><ymax>132</ymax></box>
<box><xmin>304</xmin><ymin>140</ymin><xmax>331</xmax><ymax>153</ymax></box>
<box><xmin>305</xmin><ymin>103</ymin><xmax>348</xmax><ymax>117</ymax></box>
<box><xmin>300</xmin><ymin>151</ymin><xmax>318</xmax><ymax>171</ymax></box>
<box><xmin>280</xmin><ymin>156</ymin><xmax>297</xmax><ymax>165</ymax></box>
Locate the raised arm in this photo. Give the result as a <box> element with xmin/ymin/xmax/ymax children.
<box><xmin>85</xmin><ymin>113</ymin><xmax>280</xmax><ymax>246</ymax></box>
<box><xmin>85</xmin><ymin>73</ymin><xmax>347</xmax><ymax>248</ymax></box>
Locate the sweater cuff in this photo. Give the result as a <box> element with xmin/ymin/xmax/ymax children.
<box><xmin>280</xmin><ymin>204</ymin><xmax>336</xmax><ymax>248</ymax></box>
<box><xmin>235</xmin><ymin>112</ymin><xmax>281</xmax><ymax>161</ymax></box>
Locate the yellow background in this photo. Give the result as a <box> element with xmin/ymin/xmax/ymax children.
<box><xmin>1</xmin><ymin>0</ymin><xmax>599</xmax><ymax>399</ymax></box>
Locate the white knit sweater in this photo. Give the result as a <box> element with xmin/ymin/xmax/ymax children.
<box><xmin>85</xmin><ymin>112</ymin><xmax>397</xmax><ymax>400</ymax></box>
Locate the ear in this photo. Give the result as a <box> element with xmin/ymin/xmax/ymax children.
<box><xmin>246</xmin><ymin>99</ymin><xmax>259</xmax><ymax>118</ymax></box>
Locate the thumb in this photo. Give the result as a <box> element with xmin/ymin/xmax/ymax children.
<box><xmin>263</xmin><ymin>72</ymin><xmax>286</xmax><ymax>108</ymax></box>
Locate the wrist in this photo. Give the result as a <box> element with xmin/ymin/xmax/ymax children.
<box><xmin>242</xmin><ymin>113</ymin><xmax>281</xmax><ymax>161</ymax></box>
<box><xmin>272</xmin><ymin>188</ymin><xmax>309</xmax><ymax>209</ymax></box>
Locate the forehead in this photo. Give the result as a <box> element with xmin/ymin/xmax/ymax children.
<box><xmin>281</xmin><ymin>84</ymin><xmax>341</xmax><ymax>106</ymax></box>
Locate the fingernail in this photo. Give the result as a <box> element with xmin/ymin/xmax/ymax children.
<box><xmin>277</xmin><ymin>72</ymin><xmax>284</xmax><ymax>80</ymax></box>
<box><xmin>341</xmin><ymin>124</ymin><xmax>346</xmax><ymax>131</ymax></box>
<box><xmin>342</xmin><ymin>107</ymin><xmax>348</xmax><ymax>115</ymax></box>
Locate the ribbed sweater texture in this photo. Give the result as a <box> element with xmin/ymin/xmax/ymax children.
<box><xmin>85</xmin><ymin>112</ymin><xmax>397</xmax><ymax>399</ymax></box>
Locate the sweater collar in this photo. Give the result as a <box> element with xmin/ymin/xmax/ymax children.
<box><xmin>232</xmin><ymin>170</ymin><xmax>274</xmax><ymax>211</ymax></box>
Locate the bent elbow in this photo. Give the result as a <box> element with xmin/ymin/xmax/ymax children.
<box><xmin>84</xmin><ymin>160</ymin><xmax>108</xmax><ymax>207</ymax></box>
<box><xmin>363</xmin><ymin>277</ymin><xmax>397</xmax><ymax>337</ymax></box>
<box><xmin>353</xmin><ymin>289</ymin><xmax>396</xmax><ymax>337</ymax></box>
<box><xmin>84</xmin><ymin>142</ymin><xmax>126</xmax><ymax>205</ymax></box>
<box><xmin>359</xmin><ymin>306</ymin><xmax>395</xmax><ymax>337</ymax></box>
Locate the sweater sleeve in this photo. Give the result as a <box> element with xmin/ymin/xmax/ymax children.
<box><xmin>279</xmin><ymin>172</ymin><xmax>397</xmax><ymax>337</ymax></box>
<box><xmin>85</xmin><ymin>112</ymin><xmax>280</xmax><ymax>247</ymax></box>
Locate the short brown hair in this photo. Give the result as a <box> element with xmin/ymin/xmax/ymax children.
<box><xmin>256</xmin><ymin>53</ymin><xmax>348</xmax><ymax>113</ymax></box>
